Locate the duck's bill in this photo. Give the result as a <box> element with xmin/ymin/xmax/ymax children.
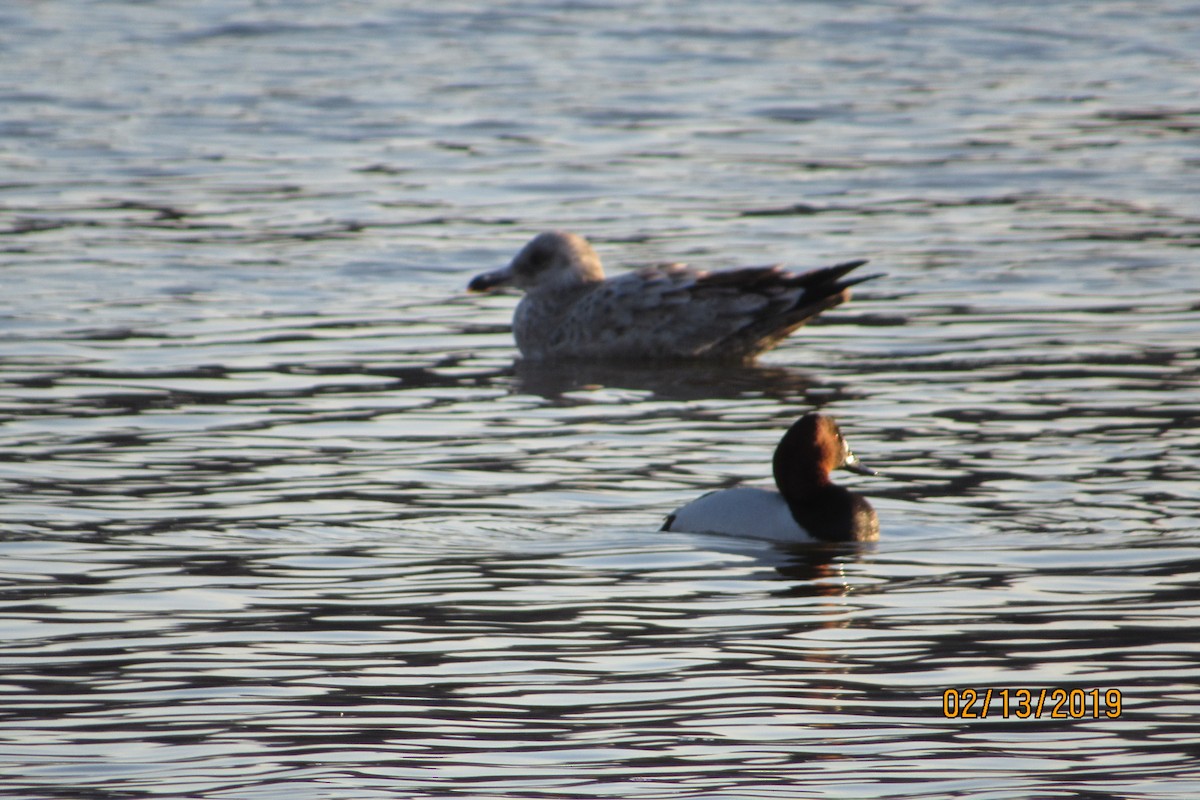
<box><xmin>467</xmin><ymin>266</ymin><xmax>513</xmax><ymax>292</ymax></box>
<box><xmin>844</xmin><ymin>451</ymin><xmax>879</xmax><ymax>477</ymax></box>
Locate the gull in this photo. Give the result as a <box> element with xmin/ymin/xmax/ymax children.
<box><xmin>469</xmin><ymin>231</ymin><xmax>877</xmax><ymax>362</ymax></box>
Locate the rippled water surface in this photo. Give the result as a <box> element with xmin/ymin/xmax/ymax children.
<box><xmin>2</xmin><ymin>1</ymin><xmax>1199</xmax><ymax>798</ymax></box>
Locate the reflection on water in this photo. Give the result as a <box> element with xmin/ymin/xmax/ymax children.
<box><xmin>3</xmin><ymin>0</ymin><xmax>1200</xmax><ymax>797</ymax></box>
<box><xmin>510</xmin><ymin>359</ymin><xmax>822</xmax><ymax>402</ymax></box>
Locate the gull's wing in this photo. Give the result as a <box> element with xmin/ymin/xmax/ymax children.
<box><xmin>544</xmin><ymin>259</ymin><xmax>875</xmax><ymax>361</ymax></box>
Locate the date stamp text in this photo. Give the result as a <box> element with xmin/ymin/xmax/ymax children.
<box><xmin>942</xmin><ymin>688</ymin><xmax>1122</xmax><ymax>719</ymax></box>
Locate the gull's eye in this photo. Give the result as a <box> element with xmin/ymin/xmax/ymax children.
<box><xmin>525</xmin><ymin>245</ymin><xmax>554</xmax><ymax>273</ymax></box>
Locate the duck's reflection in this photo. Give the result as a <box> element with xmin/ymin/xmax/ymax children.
<box><xmin>667</xmin><ymin>528</ymin><xmax>873</xmax><ymax>593</ymax></box>
<box><xmin>769</xmin><ymin>542</ymin><xmax>882</xmax><ymax>606</ymax></box>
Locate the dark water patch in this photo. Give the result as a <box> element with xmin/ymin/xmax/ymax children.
<box><xmin>754</xmin><ymin>105</ymin><xmax>855</xmax><ymax>124</ymax></box>
<box><xmin>1091</xmin><ymin>107</ymin><xmax>1200</xmax><ymax>133</ymax></box>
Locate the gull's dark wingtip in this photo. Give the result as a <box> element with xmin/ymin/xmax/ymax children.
<box><xmin>839</xmin><ymin>271</ymin><xmax>886</xmax><ymax>290</ymax></box>
<box><xmin>781</xmin><ymin>259</ymin><xmax>882</xmax><ymax>295</ymax></box>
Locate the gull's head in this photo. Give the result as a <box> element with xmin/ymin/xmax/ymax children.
<box><xmin>469</xmin><ymin>231</ymin><xmax>605</xmax><ymax>293</ymax></box>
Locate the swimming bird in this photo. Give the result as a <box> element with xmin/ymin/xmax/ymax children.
<box><xmin>662</xmin><ymin>413</ymin><xmax>879</xmax><ymax>543</ymax></box>
<box><xmin>468</xmin><ymin>231</ymin><xmax>877</xmax><ymax>363</ymax></box>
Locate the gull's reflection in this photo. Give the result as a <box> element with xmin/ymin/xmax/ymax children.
<box><xmin>510</xmin><ymin>358</ymin><xmax>840</xmax><ymax>402</ymax></box>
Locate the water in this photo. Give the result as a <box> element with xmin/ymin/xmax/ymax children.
<box><xmin>2</xmin><ymin>1</ymin><xmax>1199</xmax><ymax>797</ymax></box>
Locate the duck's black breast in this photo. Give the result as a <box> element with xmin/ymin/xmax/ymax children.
<box><xmin>785</xmin><ymin>486</ymin><xmax>879</xmax><ymax>543</ymax></box>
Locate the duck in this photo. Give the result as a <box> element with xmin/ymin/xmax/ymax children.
<box><xmin>662</xmin><ymin>413</ymin><xmax>880</xmax><ymax>543</ymax></box>
<box><xmin>468</xmin><ymin>231</ymin><xmax>878</xmax><ymax>363</ymax></box>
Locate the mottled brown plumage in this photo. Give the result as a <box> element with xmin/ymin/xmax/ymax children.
<box><xmin>469</xmin><ymin>231</ymin><xmax>878</xmax><ymax>363</ymax></box>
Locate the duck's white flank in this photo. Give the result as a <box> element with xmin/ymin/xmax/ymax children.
<box><xmin>664</xmin><ymin>486</ymin><xmax>814</xmax><ymax>542</ymax></box>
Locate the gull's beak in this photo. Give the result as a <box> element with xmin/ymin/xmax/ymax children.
<box><xmin>844</xmin><ymin>449</ymin><xmax>879</xmax><ymax>477</ymax></box>
<box><xmin>468</xmin><ymin>265</ymin><xmax>514</xmax><ymax>293</ymax></box>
